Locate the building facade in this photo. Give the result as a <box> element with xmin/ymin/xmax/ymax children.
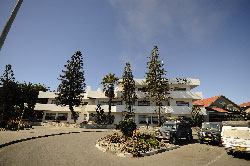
<box><xmin>193</xmin><ymin>95</ymin><xmax>242</xmax><ymax>122</ymax></box>
<box><xmin>34</xmin><ymin>78</ymin><xmax>203</xmax><ymax>126</ymax></box>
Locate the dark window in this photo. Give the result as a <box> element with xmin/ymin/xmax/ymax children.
<box><xmin>98</xmin><ymin>101</ymin><xmax>109</xmax><ymax>105</ymax></box>
<box><xmin>138</xmin><ymin>87</ymin><xmax>147</xmax><ymax>92</ymax></box>
<box><xmin>71</xmin><ymin>112</ymin><xmax>79</xmax><ymax>120</ymax></box>
<box><xmin>45</xmin><ymin>113</ymin><xmax>56</xmax><ymax>120</ymax></box>
<box><xmin>139</xmin><ymin>115</ymin><xmax>151</xmax><ymax>124</ymax></box>
<box><xmin>57</xmin><ymin>113</ymin><xmax>68</xmax><ymax>120</ymax></box>
<box><xmin>51</xmin><ymin>100</ymin><xmax>57</xmax><ymax>104</ymax></box>
<box><xmin>138</xmin><ymin>101</ymin><xmax>150</xmax><ymax>106</ymax></box>
<box><xmin>152</xmin><ymin>116</ymin><xmax>164</xmax><ymax>124</ymax></box>
<box><xmin>174</xmin><ymin>87</ymin><xmax>186</xmax><ymax>91</ymax></box>
<box><xmin>37</xmin><ymin>98</ymin><xmax>48</xmax><ymax>104</ymax></box>
<box><xmin>111</xmin><ymin>101</ymin><xmax>122</xmax><ymax>106</ymax></box>
<box><xmin>176</xmin><ymin>101</ymin><xmax>189</xmax><ymax>106</ymax></box>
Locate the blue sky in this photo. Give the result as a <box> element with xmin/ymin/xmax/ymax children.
<box><xmin>0</xmin><ymin>0</ymin><xmax>249</xmax><ymax>105</ymax></box>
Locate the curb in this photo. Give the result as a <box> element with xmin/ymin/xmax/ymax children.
<box><xmin>95</xmin><ymin>144</ymin><xmax>180</xmax><ymax>157</ymax></box>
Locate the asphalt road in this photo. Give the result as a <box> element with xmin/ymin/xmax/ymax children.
<box><xmin>0</xmin><ymin>132</ymin><xmax>249</xmax><ymax>166</ymax></box>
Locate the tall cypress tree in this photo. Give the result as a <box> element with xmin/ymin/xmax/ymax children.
<box><xmin>57</xmin><ymin>51</ymin><xmax>85</xmax><ymax>123</ymax></box>
<box><xmin>146</xmin><ymin>46</ymin><xmax>169</xmax><ymax>126</ymax></box>
<box><xmin>121</xmin><ymin>62</ymin><xmax>137</xmax><ymax>117</ymax></box>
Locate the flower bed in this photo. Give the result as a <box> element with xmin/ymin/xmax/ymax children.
<box><xmin>96</xmin><ymin>132</ymin><xmax>178</xmax><ymax>157</ymax></box>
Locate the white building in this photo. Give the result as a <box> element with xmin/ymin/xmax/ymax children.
<box><xmin>34</xmin><ymin>78</ymin><xmax>203</xmax><ymax>126</ymax></box>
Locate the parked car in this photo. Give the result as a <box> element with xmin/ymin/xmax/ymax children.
<box><xmin>221</xmin><ymin>121</ymin><xmax>250</xmax><ymax>155</ymax></box>
<box><xmin>155</xmin><ymin>121</ymin><xmax>193</xmax><ymax>144</ymax></box>
<box><xmin>198</xmin><ymin>122</ymin><xmax>222</xmax><ymax>146</ymax></box>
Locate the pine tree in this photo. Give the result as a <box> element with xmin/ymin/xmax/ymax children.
<box><xmin>121</xmin><ymin>62</ymin><xmax>137</xmax><ymax>118</ymax></box>
<box><xmin>145</xmin><ymin>46</ymin><xmax>169</xmax><ymax>126</ymax></box>
<box><xmin>100</xmin><ymin>73</ymin><xmax>118</xmax><ymax>124</ymax></box>
<box><xmin>0</xmin><ymin>64</ymin><xmax>21</xmax><ymax>127</ymax></box>
<box><xmin>57</xmin><ymin>51</ymin><xmax>86</xmax><ymax>123</ymax></box>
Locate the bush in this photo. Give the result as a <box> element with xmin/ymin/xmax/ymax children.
<box><xmin>119</xmin><ymin>117</ymin><xmax>137</xmax><ymax>137</ymax></box>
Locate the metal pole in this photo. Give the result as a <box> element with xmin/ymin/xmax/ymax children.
<box><xmin>0</xmin><ymin>0</ymin><xmax>23</xmax><ymax>52</ymax></box>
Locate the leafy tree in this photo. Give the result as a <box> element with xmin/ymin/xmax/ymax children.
<box><xmin>121</xmin><ymin>62</ymin><xmax>137</xmax><ymax>118</ymax></box>
<box><xmin>95</xmin><ymin>104</ymin><xmax>107</xmax><ymax>124</ymax></box>
<box><xmin>20</xmin><ymin>82</ymin><xmax>49</xmax><ymax>121</ymax></box>
<box><xmin>119</xmin><ymin>117</ymin><xmax>137</xmax><ymax>137</ymax></box>
<box><xmin>145</xmin><ymin>46</ymin><xmax>169</xmax><ymax>126</ymax></box>
<box><xmin>0</xmin><ymin>64</ymin><xmax>21</xmax><ymax>127</ymax></box>
<box><xmin>100</xmin><ymin>73</ymin><xmax>118</xmax><ymax>124</ymax></box>
<box><xmin>191</xmin><ymin>106</ymin><xmax>204</xmax><ymax>127</ymax></box>
<box><xmin>57</xmin><ymin>51</ymin><xmax>86</xmax><ymax>123</ymax></box>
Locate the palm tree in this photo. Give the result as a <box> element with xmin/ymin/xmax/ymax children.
<box><xmin>100</xmin><ymin>73</ymin><xmax>119</xmax><ymax>124</ymax></box>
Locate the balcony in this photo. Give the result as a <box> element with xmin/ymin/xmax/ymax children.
<box><xmin>116</xmin><ymin>91</ymin><xmax>202</xmax><ymax>100</ymax></box>
<box><xmin>169</xmin><ymin>91</ymin><xmax>203</xmax><ymax>100</ymax></box>
<box><xmin>38</xmin><ymin>91</ymin><xmax>57</xmax><ymax>99</ymax></box>
<box><xmin>34</xmin><ymin>103</ymin><xmax>84</xmax><ymax>112</ymax></box>
<box><xmin>85</xmin><ymin>105</ymin><xmax>192</xmax><ymax>115</ymax></box>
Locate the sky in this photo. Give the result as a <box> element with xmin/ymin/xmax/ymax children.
<box><xmin>0</xmin><ymin>0</ymin><xmax>249</xmax><ymax>105</ymax></box>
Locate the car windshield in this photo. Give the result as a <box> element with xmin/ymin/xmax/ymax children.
<box><xmin>202</xmin><ymin>123</ymin><xmax>220</xmax><ymax>129</ymax></box>
<box><xmin>163</xmin><ymin>123</ymin><xmax>176</xmax><ymax>128</ymax></box>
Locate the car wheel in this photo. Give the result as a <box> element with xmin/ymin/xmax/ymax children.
<box><xmin>186</xmin><ymin>135</ymin><xmax>193</xmax><ymax>142</ymax></box>
<box><xmin>155</xmin><ymin>131</ymin><xmax>161</xmax><ymax>137</ymax></box>
<box><xmin>170</xmin><ymin>137</ymin><xmax>177</xmax><ymax>144</ymax></box>
<box><xmin>198</xmin><ymin>138</ymin><xmax>204</xmax><ymax>144</ymax></box>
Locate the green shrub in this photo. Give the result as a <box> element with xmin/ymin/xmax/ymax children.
<box><xmin>119</xmin><ymin>117</ymin><xmax>136</xmax><ymax>137</ymax></box>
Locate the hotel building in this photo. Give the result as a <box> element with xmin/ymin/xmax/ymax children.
<box><xmin>34</xmin><ymin>78</ymin><xmax>203</xmax><ymax>126</ymax></box>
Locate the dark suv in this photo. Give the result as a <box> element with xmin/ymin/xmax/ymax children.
<box><xmin>155</xmin><ymin>121</ymin><xmax>193</xmax><ymax>144</ymax></box>
<box><xmin>198</xmin><ymin>122</ymin><xmax>222</xmax><ymax>146</ymax></box>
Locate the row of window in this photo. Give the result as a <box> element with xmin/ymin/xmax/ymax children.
<box><xmin>137</xmin><ymin>87</ymin><xmax>187</xmax><ymax>92</ymax></box>
<box><xmin>138</xmin><ymin>115</ymin><xmax>164</xmax><ymax>124</ymax></box>
<box><xmin>98</xmin><ymin>101</ymin><xmax>189</xmax><ymax>107</ymax></box>
<box><xmin>45</xmin><ymin>113</ymin><xmax>87</xmax><ymax>121</ymax></box>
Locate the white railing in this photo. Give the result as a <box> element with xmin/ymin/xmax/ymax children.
<box><xmin>85</xmin><ymin>105</ymin><xmax>192</xmax><ymax>115</ymax></box>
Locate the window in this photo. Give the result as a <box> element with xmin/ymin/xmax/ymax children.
<box><xmin>176</xmin><ymin>101</ymin><xmax>189</xmax><ymax>106</ymax></box>
<box><xmin>174</xmin><ymin>87</ymin><xmax>186</xmax><ymax>91</ymax></box>
<box><xmin>138</xmin><ymin>101</ymin><xmax>150</xmax><ymax>106</ymax></box>
<box><xmin>98</xmin><ymin>101</ymin><xmax>122</xmax><ymax>106</ymax></box>
<box><xmin>57</xmin><ymin>113</ymin><xmax>68</xmax><ymax>120</ymax></box>
<box><xmin>156</xmin><ymin>102</ymin><xmax>162</xmax><ymax>106</ymax></box>
<box><xmin>71</xmin><ymin>112</ymin><xmax>79</xmax><ymax>120</ymax></box>
<box><xmin>37</xmin><ymin>98</ymin><xmax>48</xmax><ymax>104</ymax></box>
<box><xmin>138</xmin><ymin>87</ymin><xmax>147</xmax><ymax>92</ymax></box>
<box><xmin>139</xmin><ymin>115</ymin><xmax>151</xmax><ymax>124</ymax></box>
<box><xmin>45</xmin><ymin>113</ymin><xmax>56</xmax><ymax>120</ymax></box>
<box><xmin>111</xmin><ymin>101</ymin><xmax>122</xmax><ymax>106</ymax></box>
<box><xmin>51</xmin><ymin>100</ymin><xmax>57</xmax><ymax>104</ymax></box>
<box><xmin>152</xmin><ymin>116</ymin><xmax>164</xmax><ymax>124</ymax></box>
<box><xmin>83</xmin><ymin>114</ymin><xmax>87</xmax><ymax>120</ymax></box>
<box><xmin>98</xmin><ymin>101</ymin><xmax>109</xmax><ymax>105</ymax></box>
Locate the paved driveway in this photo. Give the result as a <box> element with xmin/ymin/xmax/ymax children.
<box><xmin>0</xmin><ymin>132</ymin><xmax>249</xmax><ymax>166</ymax></box>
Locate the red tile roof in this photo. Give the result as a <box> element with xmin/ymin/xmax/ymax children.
<box><xmin>193</xmin><ymin>95</ymin><xmax>221</xmax><ymax>107</ymax></box>
<box><xmin>211</xmin><ymin>107</ymin><xmax>228</xmax><ymax>113</ymax></box>
<box><xmin>239</xmin><ymin>102</ymin><xmax>250</xmax><ymax>108</ymax></box>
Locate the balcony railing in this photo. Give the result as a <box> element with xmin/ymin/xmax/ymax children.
<box><xmin>85</xmin><ymin>105</ymin><xmax>192</xmax><ymax>115</ymax></box>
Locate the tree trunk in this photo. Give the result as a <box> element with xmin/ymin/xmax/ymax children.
<box><xmin>158</xmin><ymin>105</ymin><xmax>161</xmax><ymax>126</ymax></box>
<box><xmin>69</xmin><ymin>105</ymin><xmax>76</xmax><ymax>123</ymax></box>
<box><xmin>17</xmin><ymin>107</ymin><xmax>25</xmax><ymax>131</ymax></box>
